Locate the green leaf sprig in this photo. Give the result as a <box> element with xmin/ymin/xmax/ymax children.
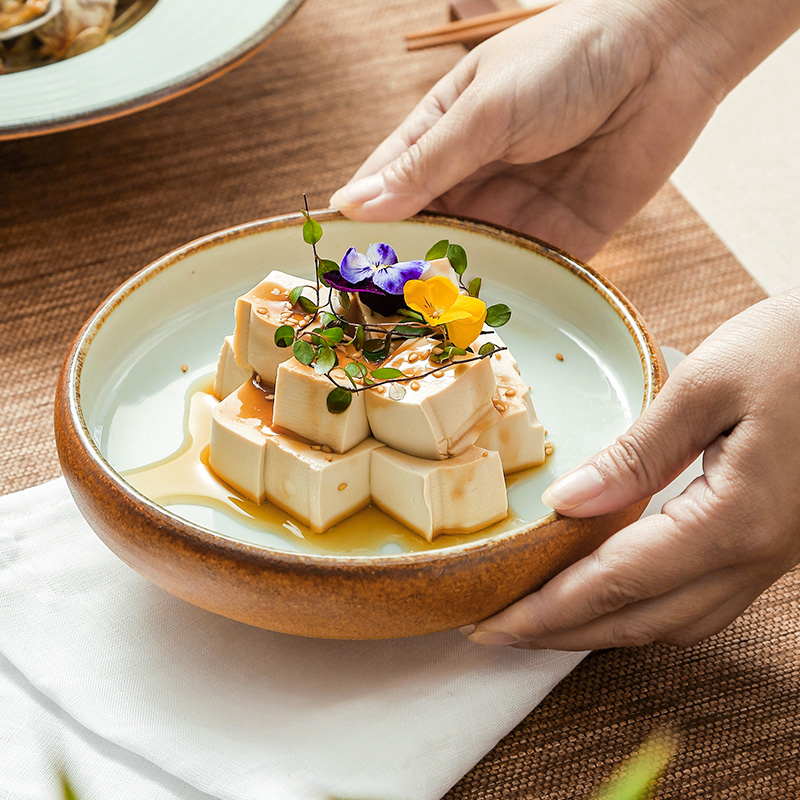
<box><xmin>273</xmin><ymin>205</ymin><xmax>515</xmax><ymax>414</ymax></box>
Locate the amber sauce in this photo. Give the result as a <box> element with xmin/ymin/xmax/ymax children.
<box><xmin>123</xmin><ymin>376</ymin><xmax>529</xmax><ymax>556</ymax></box>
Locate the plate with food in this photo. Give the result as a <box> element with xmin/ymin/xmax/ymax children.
<box><xmin>55</xmin><ymin>210</ymin><xmax>665</xmax><ymax>638</ymax></box>
<box><xmin>0</xmin><ymin>0</ymin><xmax>304</xmax><ymax>139</ymax></box>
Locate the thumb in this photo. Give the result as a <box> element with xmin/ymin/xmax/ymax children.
<box><xmin>329</xmin><ymin>67</ymin><xmax>498</xmax><ymax>221</ymax></box>
<box><xmin>542</xmin><ymin>356</ymin><xmax>738</xmax><ymax>517</ymax></box>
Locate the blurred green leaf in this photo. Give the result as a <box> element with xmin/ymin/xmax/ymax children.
<box><xmin>59</xmin><ymin>773</ymin><xmax>80</xmax><ymax>800</ymax></box>
<box><xmin>591</xmin><ymin>732</ymin><xmax>676</xmax><ymax>800</ymax></box>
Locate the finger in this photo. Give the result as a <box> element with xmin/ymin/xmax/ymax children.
<box><xmin>504</xmin><ymin>567</ymin><xmax>754</xmax><ymax>651</ymax></box>
<box><xmin>329</xmin><ymin>67</ymin><xmax>505</xmax><ymax>221</ymax></box>
<box><xmin>542</xmin><ymin>355</ymin><xmax>741</xmax><ymax>517</ymax></box>
<box><xmin>348</xmin><ymin>59</ymin><xmax>475</xmax><ymax>182</ymax></box>
<box><xmin>659</xmin><ymin>574</ymin><xmax>777</xmax><ymax>648</ymax></box>
<box><xmin>468</xmin><ymin>472</ymin><xmax>741</xmax><ymax>642</ymax></box>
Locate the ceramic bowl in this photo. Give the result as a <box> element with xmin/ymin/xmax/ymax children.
<box><xmin>0</xmin><ymin>0</ymin><xmax>304</xmax><ymax>140</ymax></box>
<box><xmin>55</xmin><ymin>211</ymin><xmax>666</xmax><ymax>639</ymax></box>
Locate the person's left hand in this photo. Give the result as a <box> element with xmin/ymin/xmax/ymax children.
<box><xmin>462</xmin><ymin>288</ymin><xmax>800</xmax><ymax>650</ymax></box>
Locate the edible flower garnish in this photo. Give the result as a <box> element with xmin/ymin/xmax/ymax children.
<box><xmin>274</xmin><ymin>200</ymin><xmax>512</xmax><ymax>414</ymax></box>
<box><xmin>340</xmin><ymin>243</ymin><xmax>428</xmax><ymax>294</ymax></box>
<box><xmin>403</xmin><ymin>277</ymin><xmax>487</xmax><ymax>349</ymax></box>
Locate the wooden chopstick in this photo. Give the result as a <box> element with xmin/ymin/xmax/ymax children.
<box><xmin>405</xmin><ymin>2</ymin><xmax>558</xmax><ymax>50</ymax></box>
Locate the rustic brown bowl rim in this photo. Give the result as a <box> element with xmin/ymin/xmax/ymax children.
<box><xmin>60</xmin><ymin>210</ymin><xmax>666</xmax><ymax>569</ymax></box>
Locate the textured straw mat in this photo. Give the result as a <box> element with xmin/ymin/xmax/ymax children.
<box><xmin>1</xmin><ymin>0</ymin><xmax>798</xmax><ymax>797</ymax></box>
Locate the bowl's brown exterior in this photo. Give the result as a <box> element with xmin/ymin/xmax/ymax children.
<box><xmin>55</xmin><ymin>383</ymin><xmax>648</xmax><ymax>638</ymax></box>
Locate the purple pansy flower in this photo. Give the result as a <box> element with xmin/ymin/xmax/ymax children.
<box><xmin>340</xmin><ymin>243</ymin><xmax>428</xmax><ymax>295</ymax></box>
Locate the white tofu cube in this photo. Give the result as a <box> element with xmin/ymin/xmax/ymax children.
<box><xmin>371</xmin><ymin>446</ymin><xmax>508</xmax><ymax>541</ymax></box>
<box><xmin>273</xmin><ymin>357</ymin><xmax>371</xmax><ymax>454</ymax></box>
<box><xmin>364</xmin><ymin>337</ymin><xmax>499</xmax><ymax>460</ymax></box>
<box><xmin>232</xmin><ymin>270</ymin><xmax>317</xmax><ymax>386</ymax></box>
<box><xmin>213</xmin><ymin>335</ymin><xmax>252</xmax><ymax>400</ymax></box>
<box><xmin>476</xmin><ymin>382</ymin><xmax>545</xmax><ymax>474</ymax></box>
<box><xmin>474</xmin><ymin>333</ymin><xmax>545</xmax><ymax>473</ymax></box>
<box><xmin>265</xmin><ymin>435</ymin><xmax>383</xmax><ymax>532</ymax></box>
<box><xmin>208</xmin><ymin>379</ymin><xmax>276</xmax><ymax>502</ymax></box>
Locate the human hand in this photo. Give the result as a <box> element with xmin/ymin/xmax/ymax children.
<box><xmin>330</xmin><ymin>0</ymin><xmax>800</xmax><ymax>261</ymax></box>
<box><xmin>462</xmin><ymin>288</ymin><xmax>800</xmax><ymax>650</ymax></box>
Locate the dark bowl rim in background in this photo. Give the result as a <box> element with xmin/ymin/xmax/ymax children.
<box><xmin>0</xmin><ymin>0</ymin><xmax>306</xmax><ymax>141</ymax></box>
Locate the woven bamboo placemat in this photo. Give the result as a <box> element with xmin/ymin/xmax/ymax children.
<box><xmin>0</xmin><ymin>0</ymin><xmax>797</xmax><ymax>796</ymax></box>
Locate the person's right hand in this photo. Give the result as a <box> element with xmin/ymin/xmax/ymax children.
<box><xmin>330</xmin><ymin>0</ymin><xmax>798</xmax><ymax>261</ymax></box>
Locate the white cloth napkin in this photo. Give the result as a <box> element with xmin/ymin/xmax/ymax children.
<box><xmin>0</xmin><ymin>348</ymin><xmax>693</xmax><ymax>800</ymax></box>
<box><xmin>0</xmin><ymin>482</ymin><xmax>583</xmax><ymax>800</ymax></box>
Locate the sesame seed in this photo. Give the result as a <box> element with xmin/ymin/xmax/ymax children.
<box><xmin>181</xmin><ymin>364</ymin><xmax>188</xmax><ymax>373</ymax></box>
<box><xmin>556</xmin><ymin>352</ymin><xmax>564</xmax><ymax>361</ymax></box>
<box><xmin>504</xmin><ymin>389</ymin><xmax>516</xmax><ymax>397</ymax></box>
<box><xmin>410</xmin><ymin>380</ymin><xmax>420</xmax><ymax>391</ymax></box>
<box><xmin>321</xmin><ymin>445</ymin><xmax>333</xmax><ymax>453</ymax></box>
<box><xmin>408</xmin><ymin>352</ymin><xmax>420</xmax><ymax>363</ymax></box>
<box><xmin>338</xmin><ymin>483</ymin><xmax>347</xmax><ymax>492</ymax></box>
<box><xmin>310</xmin><ymin>445</ymin><xmax>322</xmax><ymax>451</ymax></box>
<box><xmin>433</xmin><ymin>370</ymin><xmax>444</xmax><ymax>378</ymax></box>
<box><xmin>375</xmin><ymin>385</ymin><xmax>386</xmax><ymax>394</ymax></box>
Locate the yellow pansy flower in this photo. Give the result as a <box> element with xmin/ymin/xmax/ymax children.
<box><xmin>403</xmin><ymin>276</ymin><xmax>487</xmax><ymax>349</ymax></box>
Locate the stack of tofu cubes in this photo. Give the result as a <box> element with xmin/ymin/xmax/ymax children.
<box><xmin>209</xmin><ymin>263</ymin><xmax>546</xmax><ymax>541</ymax></box>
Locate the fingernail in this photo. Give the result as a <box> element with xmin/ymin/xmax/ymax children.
<box><xmin>459</xmin><ymin>624</ymin><xmax>476</xmax><ymax>636</ymax></box>
<box><xmin>542</xmin><ymin>462</ymin><xmax>604</xmax><ymax>511</ymax></box>
<box><xmin>329</xmin><ymin>173</ymin><xmax>384</xmax><ymax>210</ymax></box>
<box><xmin>468</xmin><ymin>629</ymin><xmax>520</xmax><ymax>646</ymax></box>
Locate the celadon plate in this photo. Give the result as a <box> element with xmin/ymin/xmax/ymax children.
<box><xmin>72</xmin><ymin>212</ymin><xmax>661</xmax><ymax>557</ymax></box>
<box><xmin>0</xmin><ymin>0</ymin><xmax>304</xmax><ymax>140</ymax></box>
